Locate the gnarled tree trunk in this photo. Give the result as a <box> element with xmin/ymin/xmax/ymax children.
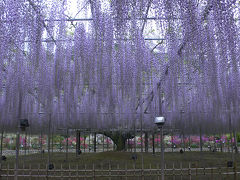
<box><xmin>103</xmin><ymin>131</ymin><xmax>134</xmax><ymax>151</ymax></box>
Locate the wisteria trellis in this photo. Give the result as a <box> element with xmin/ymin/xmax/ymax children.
<box><xmin>0</xmin><ymin>0</ymin><xmax>239</xmax><ymax>134</ymax></box>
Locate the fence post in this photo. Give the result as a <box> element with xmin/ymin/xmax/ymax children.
<box><xmin>180</xmin><ymin>162</ymin><xmax>183</xmax><ymax>178</ymax></box>
<box><xmin>77</xmin><ymin>164</ymin><xmax>79</xmax><ymax>180</ymax></box>
<box><xmin>188</xmin><ymin>163</ymin><xmax>191</xmax><ymax>180</ymax></box>
<box><xmin>7</xmin><ymin>163</ymin><xmax>9</xmax><ymax>179</ymax></box>
<box><xmin>196</xmin><ymin>162</ymin><xmax>198</xmax><ymax>176</ymax></box>
<box><xmin>45</xmin><ymin>164</ymin><xmax>47</xmax><ymax>180</ymax></box>
<box><xmin>69</xmin><ymin>164</ymin><xmax>71</xmax><ymax>178</ymax></box>
<box><xmin>38</xmin><ymin>164</ymin><xmax>40</xmax><ymax>178</ymax></box>
<box><xmin>149</xmin><ymin>164</ymin><xmax>152</xmax><ymax>176</ymax></box>
<box><xmin>23</xmin><ymin>162</ymin><xmax>25</xmax><ymax>176</ymax></box>
<box><xmin>29</xmin><ymin>164</ymin><xmax>32</xmax><ymax>180</ymax></box>
<box><xmin>14</xmin><ymin>163</ymin><xmax>17</xmax><ymax>180</ymax></box>
<box><xmin>227</xmin><ymin>163</ymin><xmax>229</xmax><ymax>177</ymax></box>
<box><xmin>125</xmin><ymin>163</ymin><xmax>127</xmax><ymax>180</ymax></box>
<box><xmin>93</xmin><ymin>163</ymin><xmax>95</xmax><ymax>180</ymax></box>
<box><xmin>109</xmin><ymin>162</ymin><xmax>111</xmax><ymax>180</ymax></box>
<box><xmin>165</xmin><ymin>163</ymin><xmax>167</xmax><ymax>178</ymax></box>
<box><xmin>211</xmin><ymin>167</ymin><xmax>213</xmax><ymax>179</ymax></box>
<box><xmin>117</xmin><ymin>164</ymin><xmax>120</xmax><ymax>176</ymax></box>
<box><xmin>101</xmin><ymin>163</ymin><xmax>103</xmax><ymax>177</ymax></box>
<box><xmin>84</xmin><ymin>164</ymin><xmax>87</xmax><ymax>180</ymax></box>
<box><xmin>203</xmin><ymin>164</ymin><xmax>205</xmax><ymax>175</ymax></box>
<box><xmin>234</xmin><ymin>161</ymin><xmax>237</xmax><ymax>180</ymax></box>
<box><xmin>61</xmin><ymin>163</ymin><xmax>63</xmax><ymax>180</ymax></box>
<box><xmin>172</xmin><ymin>162</ymin><xmax>175</xmax><ymax>179</ymax></box>
<box><xmin>133</xmin><ymin>162</ymin><xmax>135</xmax><ymax>177</ymax></box>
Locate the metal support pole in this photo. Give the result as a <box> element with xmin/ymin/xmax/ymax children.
<box><xmin>79</xmin><ymin>131</ymin><xmax>81</xmax><ymax>152</ymax></box>
<box><xmin>51</xmin><ymin>131</ymin><xmax>54</xmax><ymax>153</ymax></box>
<box><xmin>103</xmin><ymin>135</ymin><xmax>105</xmax><ymax>152</ymax></box>
<box><xmin>15</xmin><ymin>92</ymin><xmax>22</xmax><ymax>180</ymax></box>
<box><xmin>28</xmin><ymin>131</ymin><xmax>31</xmax><ymax>155</ymax></box>
<box><xmin>229</xmin><ymin>113</ymin><xmax>234</xmax><ymax>162</ymax></box>
<box><xmin>66</xmin><ymin>128</ymin><xmax>69</xmax><ymax>161</ymax></box>
<box><xmin>141</xmin><ymin>128</ymin><xmax>143</xmax><ymax>153</ymax></box>
<box><xmin>48</xmin><ymin>113</ymin><xmax>51</xmax><ymax>167</ymax></box>
<box><xmin>160</xmin><ymin>126</ymin><xmax>164</xmax><ymax>180</ymax></box>
<box><xmin>24</xmin><ymin>131</ymin><xmax>27</xmax><ymax>161</ymax></box>
<box><xmin>76</xmin><ymin>131</ymin><xmax>78</xmax><ymax>156</ymax></box>
<box><xmin>188</xmin><ymin>135</ymin><xmax>191</xmax><ymax>150</ymax></box>
<box><xmin>40</xmin><ymin>131</ymin><xmax>43</xmax><ymax>157</ymax></box>
<box><xmin>171</xmin><ymin>130</ymin><xmax>174</xmax><ymax>152</ymax></box>
<box><xmin>76</xmin><ymin>131</ymin><xmax>81</xmax><ymax>156</ymax></box>
<box><xmin>0</xmin><ymin>130</ymin><xmax>3</xmax><ymax>166</ymax></box>
<box><xmin>84</xmin><ymin>132</ymin><xmax>86</xmax><ymax>152</ymax></box>
<box><xmin>220</xmin><ymin>133</ymin><xmax>223</xmax><ymax>152</ymax></box>
<box><xmin>183</xmin><ymin>132</ymin><xmax>185</xmax><ymax>152</ymax></box>
<box><xmin>89</xmin><ymin>133</ymin><xmax>91</xmax><ymax>152</ymax></box>
<box><xmin>233</xmin><ymin>130</ymin><xmax>238</xmax><ymax>153</ymax></box>
<box><xmin>180</xmin><ymin>112</ymin><xmax>185</xmax><ymax>152</ymax></box>
<box><xmin>113</xmin><ymin>139</ymin><xmax>116</xmax><ymax>151</ymax></box>
<box><xmin>200</xmin><ymin>127</ymin><xmax>203</xmax><ymax>152</ymax></box>
<box><xmin>134</xmin><ymin>129</ymin><xmax>136</xmax><ymax>153</ymax></box>
<box><xmin>145</xmin><ymin>132</ymin><xmax>148</xmax><ymax>152</ymax></box>
<box><xmin>157</xmin><ymin>132</ymin><xmax>159</xmax><ymax>152</ymax></box>
<box><xmin>214</xmin><ymin>135</ymin><xmax>216</xmax><ymax>151</ymax></box>
<box><xmin>94</xmin><ymin>132</ymin><xmax>97</xmax><ymax>152</ymax></box>
<box><xmin>140</xmin><ymin>111</ymin><xmax>143</xmax><ymax>153</ymax></box>
<box><xmin>152</xmin><ymin>133</ymin><xmax>155</xmax><ymax>154</ymax></box>
<box><xmin>15</xmin><ymin>132</ymin><xmax>20</xmax><ymax>180</ymax></box>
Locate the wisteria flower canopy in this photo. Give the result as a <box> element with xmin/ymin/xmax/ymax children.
<box><xmin>0</xmin><ymin>0</ymin><xmax>239</xmax><ymax>134</ymax></box>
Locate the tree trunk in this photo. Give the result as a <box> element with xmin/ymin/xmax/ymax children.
<box><xmin>103</xmin><ymin>131</ymin><xmax>134</xmax><ymax>151</ymax></box>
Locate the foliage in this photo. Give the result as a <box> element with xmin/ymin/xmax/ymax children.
<box><xmin>0</xmin><ymin>0</ymin><xmax>239</xmax><ymax>135</ymax></box>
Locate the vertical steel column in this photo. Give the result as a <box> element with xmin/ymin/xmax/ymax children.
<box><xmin>94</xmin><ymin>132</ymin><xmax>97</xmax><ymax>152</ymax></box>
<box><xmin>66</xmin><ymin>128</ymin><xmax>69</xmax><ymax>161</ymax></box>
<box><xmin>76</xmin><ymin>131</ymin><xmax>81</xmax><ymax>156</ymax></box>
<box><xmin>160</xmin><ymin>126</ymin><xmax>164</xmax><ymax>180</ymax></box>
<box><xmin>48</xmin><ymin>113</ymin><xmax>51</xmax><ymax>167</ymax></box>
<box><xmin>145</xmin><ymin>132</ymin><xmax>148</xmax><ymax>152</ymax></box>
<box><xmin>0</xmin><ymin>131</ymin><xmax>4</xmax><ymax>167</ymax></box>
<box><xmin>152</xmin><ymin>132</ymin><xmax>155</xmax><ymax>154</ymax></box>
<box><xmin>200</xmin><ymin>127</ymin><xmax>203</xmax><ymax>152</ymax></box>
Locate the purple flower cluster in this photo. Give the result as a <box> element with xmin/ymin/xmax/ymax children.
<box><xmin>0</xmin><ymin>0</ymin><xmax>239</xmax><ymax>135</ymax></box>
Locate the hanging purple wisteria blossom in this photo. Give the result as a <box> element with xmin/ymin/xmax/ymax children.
<box><xmin>0</xmin><ymin>0</ymin><xmax>239</xmax><ymax>135</ymax></box>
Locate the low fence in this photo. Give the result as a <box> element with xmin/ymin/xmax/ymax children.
<box><xmin>0</xmin><ymin>163</ymin><xmax>239</xmax><ymax>179</ymax></box>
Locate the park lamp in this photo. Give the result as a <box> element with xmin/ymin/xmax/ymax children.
<box><xmin>154</xmin><ymin>116</ymin><xmax>165</xmax><ymax>180</ymax></box>
<box><xmin>154</xmin><ymin>116</ymin><xmax>165</xmax><ymax>128</ymax></box>
<box><xmin>19</xmin><ymin>118</ymin><xmax>29</xmax><ymax>131</ymax></box>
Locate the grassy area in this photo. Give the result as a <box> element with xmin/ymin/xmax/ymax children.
<box><xmin>0</xmin><ymin>152</ymin><xmax>239</xmax><ymax>180</ymax></box>
<box><xmin>1</xmin><ymin>151</ymin><xmax>238</xmax><ymax>169</ymax></box>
